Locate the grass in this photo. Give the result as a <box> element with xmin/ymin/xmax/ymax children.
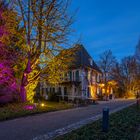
<box><xmin>0</xmin><ymin>101</ymin><xmax>74</xmax><ymax>121</ymax></box>
<box><xmin>55</xmin><ymin>104</ymin><xmax>140</xmax><ymax>140</ymax></box>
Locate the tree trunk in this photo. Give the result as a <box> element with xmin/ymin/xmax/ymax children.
<box><xmin>20</xmin><ymin>58</ymin><xmax>32</xmax><ymax>102</ymax></box>
<box><xmin>20</xmin><ymin>84</ymin><xmax>26</xmax><ymax>102</ymax></box>
<box><xmin>20</xmin><ymin>72</ymin><xmax>28</xmax><ymax>102</ymax></box>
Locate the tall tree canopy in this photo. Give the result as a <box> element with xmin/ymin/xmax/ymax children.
<box><xmin>10</xmin><ymin>0</ymin><xmax>75</xmax><ymax>102</ymax></box>
<box><xmin>111</xmin><ymin>56</ymin><xmax>140</xmax><ymax>97</ymax></box>
<box><xmin>0</xmin><ymin>1</ymin><xmax>26</xmax><ymax>103</ymax></box>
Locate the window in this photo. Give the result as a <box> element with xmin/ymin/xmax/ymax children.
<box><xmin>75</xmin><ymin>70</ymin><xmax>79</xmax><ymax>81</ymax></box>
<box><xmin>50</xmin><ymin>88</ymin><xmax>52</xmax><ymax>93</ymax></box>
<box><xmin>58</xmin><ymin>87</ymin><xmax>61</xmax><ymax>94</ymax></box>
<box><xmin>92</xmin><ymin>75</ymin><xmax>96</xmax><ymax>83</ymax></box>
<box><xmin>64</xmin><ymin>87</ymin><xmax>67</xmax><ymax>95</ymax></box>
<box><xmin>69</xmin><ymin>71</ymin><xmax>72</xmax><ymax>81</ymax></box>
<box><xmin>46</xmin><ymin>88</ymin><xmax>48</xmax><ymax>94</ymax></box>
<box><xmin>73</xmin><ymin>71</ymin><xmax>75</xmax><ymax>81</ymax></box>
<box><xmin>87</xmin><ymin>87</ymin><xmax>90</xmax><ymax>97</ymax></box>
<box><xmin>52</xmin><ymin>88</ymin><xmax>55</xmax><ymax>93</ymax></box>
<box><xmin>97</xmin><ymin>74</ymin><xmax>100</xmax><ymax>82</ymax></box>
<box><xmin>88</xmin><ymin>71</ymin><xmax>91</xmax><ymax>81</ymax></box>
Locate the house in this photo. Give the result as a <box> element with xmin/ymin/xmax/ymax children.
<box><xmin>40</xmin><ymin>44</ymin><xmax>102</xmax><ymax>101</ymax></box>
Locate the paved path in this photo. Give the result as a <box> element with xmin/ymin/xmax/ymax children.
<box><xmin>0</xmin><ymin>99</ymin><xmax>135</xmax><ymax>140</ymax></box>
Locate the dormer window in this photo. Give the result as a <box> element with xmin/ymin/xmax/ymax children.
<box><xmin>89</xmin><ymin>58</ymin><xmax>93</xmax><ymax>66</ymax></box>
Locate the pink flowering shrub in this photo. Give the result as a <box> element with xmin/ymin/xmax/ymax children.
<box><xmin>0</xmin><ymin>2</ymin><xmax>22</xmax><ymax>104</ymax></box>
<box><xmin>0</xmin><ymin>62</ymin><xmax>20</xmax><ymax>104</ymax></box>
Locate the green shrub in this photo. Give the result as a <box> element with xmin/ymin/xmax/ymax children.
<box><xmin>73</xmin><ymin>98</ymin><xmax>85</xmax><ymax>105</ymax></box>
<box><xmin>33</xmin><ymin>94</ymin><xmax>46</xmax><ymax>103</ymax></box>
<box><xmin>48</xmin><ymin>92</ymin><xmax>60</xmax><ymax>102</ymax></box>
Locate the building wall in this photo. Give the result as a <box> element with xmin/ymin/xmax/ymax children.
<box><xmin>40</xmin><ymin>68</ymin><xmax>102</xmax><ymax>100</ymax></box>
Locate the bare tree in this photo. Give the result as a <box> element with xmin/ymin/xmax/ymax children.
<box><xmin>134</xmin><ymin>39</ymin><xmax>140</xmax><ymax>96</ymax></box>
<box><xmin>98</xmin><ymin>50</ymin><xmax>116</xmax><ymax>96</ymax></box>
<box><xmin>112</xmin><ymin>56</ymin><xmax>140</xmax><ymax>97</ymax></box>
<box><xmin>135</xmin><ymin>39</ymin><xmax>140</xmax><ymax>63</ymax></box>
<box><xmin>11</xmin><ymin>0</ymin><xmax>74</xmax><ymax>102</ymax></box>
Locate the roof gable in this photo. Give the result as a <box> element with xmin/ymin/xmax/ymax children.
<box><xmin>70</xmin><ymin>44</ymin><xmax>101</xmax><ymax>72</ymax></box>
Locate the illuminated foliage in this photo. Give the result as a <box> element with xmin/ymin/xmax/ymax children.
<box><xmin>0</xmin><ymin>62</ymin><xmax>16</xmax><ymax>88</ymax></box>
<box><xmin>0</xmin><ymin>1</ymin><xmax>26</xmax><ymax>103</ymax></box>
<box><xmin>111</xmin><ymin>56</ymin><xmax>140</xmax><ymax>97</ymax></box>
<box><xmin>44</xmin><ymin>48</ymin><xmax>76</xmax><ymax>84</ymax></box>
<box><xmin>12</xmin><ymin>0</ymin><xmax>74</xmax><ymax>102</ymax></box>
<box><xmin>25</xmin><ymin>69</ymin><xmax>39</xmax><ymax>102</ymax></box>
<box><xmin>0</xmin><ymin>61</ymin><xmax>19</xmax><ymax>103</ymax></box>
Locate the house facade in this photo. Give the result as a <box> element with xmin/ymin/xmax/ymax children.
<box><xmin>40</xmin><ymin>44</ymin><xmax>102</xmax><ymax>100</ymax></box>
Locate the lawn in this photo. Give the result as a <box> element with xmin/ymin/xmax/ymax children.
<box><xmin>0</xmin><ymin>101</ymin><xmax>74</xmax><ymax>121</ymax></box>
<box><xmin>55</xmin><ymin>104</ymin><xmax>140</xmax><ymax>140</ymax></box>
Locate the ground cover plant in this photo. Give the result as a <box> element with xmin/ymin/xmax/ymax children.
<box><xmin>55</xmin><ymin>104</ymin><xmax>140</xmax><ymax>140</ymax></box>
<box><xmin>0</xmin><ymin>101</ymin><xmax>73</xmax><ymax>121</ymax></box>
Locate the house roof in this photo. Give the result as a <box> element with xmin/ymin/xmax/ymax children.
<box><xmin>68</xmin><ymin>44</ymin><xmax>101</xmax><ymax>73</ymax></box>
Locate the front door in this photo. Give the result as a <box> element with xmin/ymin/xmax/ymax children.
<box><xmin>87</xmin><ymin>87</ymin><xmax>90</xmax><ymax>98</ymax></box>
<box><xmin>64</xmin><ymin>87</ymin><xmax>67</xmax><ymax>95</ymax></box>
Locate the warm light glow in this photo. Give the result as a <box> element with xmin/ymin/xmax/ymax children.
<box><xmin>41</xmin><ymin>103</ymin><xmax>45</xmax><ymax>107</ymax></box>
<box><xmin>128</xmin><ymin>97</ymin><xmax>135</xmax><ymax>99</ymax></box>
<box><xmin>26</xmin><ymin>69</ymin><xmax>39</xmax><ymax>102</ymax></box>
<box><xmin>108</xmin><ymin>80</ymin><xmax>117</xmax><ymax>86</ymax></box>
<box><xmin>24</xmin><ymin>105</ymin><xmax>35</xmax><ymax>110</ymax></box>
<box><xmin>89</xmin><ymin>86</ymin><xmax>96</xmax><ymax>99</ymax></box>
<box><xmin>107</xmin><ymin>89</ymin><xmax>109</xmax><ymax>93</ymax></box>
<box><xmin>99</xmin><ymin>83</ymin><xmax>105</xmax><ymax>87</ymax></box>
<box><xmin>102</xmin><ymin>88</ymin><xmax>105</xmax><ymax>93</ymax></box>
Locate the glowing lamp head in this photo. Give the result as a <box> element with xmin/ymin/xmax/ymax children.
<box><xmin>41</xmin><ymin>103</ymin><xmax>45</xmax><ymax>107</ymax></box>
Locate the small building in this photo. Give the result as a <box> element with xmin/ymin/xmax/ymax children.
<box><xmin>40</xmin><ymin>44</ymin><xmax>102</xmax><ymax>101</ymax></box>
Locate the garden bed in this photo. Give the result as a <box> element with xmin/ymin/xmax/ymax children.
<box><xmin>0</xmin><ymin>101</ymin><xmax>74</xmax><ymax>121</ymax></box>
<box><xmin>55</xmin><ymin>104</ymin><xmax>140</xmax><ymax>140</ymax></box>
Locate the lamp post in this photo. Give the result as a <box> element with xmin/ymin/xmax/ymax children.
<box><xmin>102</xmin><ymin>107</ymin><xmax>109</xmax><ymax>132</ymax></box>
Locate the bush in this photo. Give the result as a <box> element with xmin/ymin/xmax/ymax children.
<box><xmin>0</xmin><ymin>85</ymin><xmax>20</xmax><ymax>105</ymax></box>
<box><xmin>115</xmin><ymin>88</ymin><xmax>125</xmax><ymax>98</ymax></box>
<box><xmin>48</xmin><ymin>92</ymin><xmax>60</xmax><ymax>102</ymax></box>
<box><xmin>73</xmin><ymin>98</ymin><xmax>85</xmax><ymax>105</ymax></box>
<box><xmin>33</xmin><ymin>93</ymin><xmax>46</xmax><ymax>103</ymax></box>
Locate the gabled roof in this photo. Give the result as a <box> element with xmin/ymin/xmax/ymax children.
<box><xmin>68</xmin><ymin>44</ymin><xmax>101</xmax><ymax>73</ymax></box>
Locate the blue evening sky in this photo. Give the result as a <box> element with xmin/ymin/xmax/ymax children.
<box><xmin>69</xmin><ymin>0</ymin><xmax>140</xmax><ymax>61</ymax></box>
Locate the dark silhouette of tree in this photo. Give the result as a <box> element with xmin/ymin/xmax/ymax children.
<box><xmin>112</xmin><ymin>56</ymin><xmax>140</xmax><ymax>97</ymax></box>
<box><xmin>135</xmin><ymin>39</ymin><xmax>140</xmax><ymax>63</ymax></box>
<box><xmin>98</xmin><ymin>50</ymin><xmax>116</xmax><ymax>97</ymax></box>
